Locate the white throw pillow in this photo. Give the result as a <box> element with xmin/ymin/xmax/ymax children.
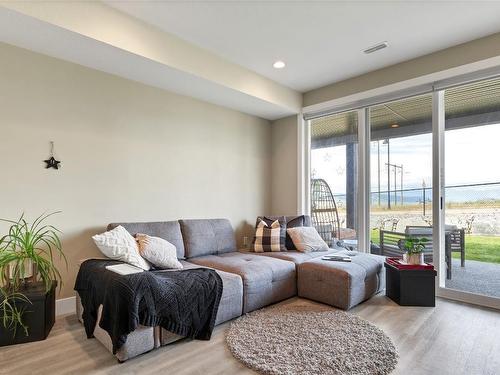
<box><xmin>286</xmin><ymin>226</ymin><xmax>329</xmax><ymax>252</ymax></box>
<box><xmin>135</xmin><ymin>234</ymin><xmax>183</xmax><ymax>270</ymax></box>
<box><xmin>92</xmin><ymin>225</ymin><xmax>150</xmax><ymax>270</ymax></box>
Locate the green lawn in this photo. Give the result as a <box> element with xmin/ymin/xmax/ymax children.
<box><xmin>371</xmin><ymin>229</ymin><xmax>381</xmax><ymax>245</ymax></box>
<box><xmin>456</xmin><ymin>235</ymin><xmax>500</xmax><ymax>264</ymax></box>
<box><xmin>370</xmin><ymin>229</ymin><xmax>500</xmax><ymax>264</ymax></box>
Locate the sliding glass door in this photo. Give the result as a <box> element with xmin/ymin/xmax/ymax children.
<box><xmin>305</xmin><ymin>72</ymin><xmax>500</xmax><ymax>308</ymax></box>
<box><xmin>310</xmin><ymin>111</ymin><xmax>359</xmax><ymax>249</ymax></box>
<box><xmin>442</xmin><ymin>77</ymin><xmax>500</xmax><ymax>299</ymax></box>
<box><xmin>368</xmin><ymin>95</ymin><xmax>433</xmax><ymax>259</ymax></box>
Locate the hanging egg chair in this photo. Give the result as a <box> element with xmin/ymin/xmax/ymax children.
<box><xmin>310</xmin><ymin>178</ymin><xmax>341</xmax><ymax>246</ymax></box>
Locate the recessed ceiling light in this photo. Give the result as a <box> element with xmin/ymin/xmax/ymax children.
<box><xmin>273</xmin><ymin>60</ymin><xmax>286</xmax><ymax>69</ymax></box>
<box><xmin>363</xmin><ymin>41</ymin><xmax>388</xmax><ymax>54</ymax></box>
<box><xmin>390</xmin><ymin>124</ymin><xmax>399</xmax><ymax>128</ymax></box>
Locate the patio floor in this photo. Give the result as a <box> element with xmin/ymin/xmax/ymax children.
<box><xmin>445</xmin><ymin>258</ymin><xmax>500</xmax><ymax>298</ymax></box>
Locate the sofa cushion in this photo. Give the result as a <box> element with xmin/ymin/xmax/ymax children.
<box><xmin>180</xmin><ymin>219</ymin><xmax>236</xmax><ymax>258</ymax></box>
<box><xmin>241</xmin><ymin>249</ymin><xmax>338</xmax><ymax>265</ymax></box>
<box><xmin>180</xmin><ymin>260</ymin><xmax>242</xmax><ymax>325</ymax></box>
<box><xmin>188</xmin><ymin>252</ymin><xmax>296</xmax><ymax>313</ymax></box>
<box><xmin>257</xmin><ymin>215</ymin><xmax>311</xmax><ymax>227</ymax></box>
<box><xmin>76</xmin><ymin>295</ymin><xmax>158</xmax><ymax>362</ymax></box>
<box><xmin>160</xmin><ymin>261</ymin><xmax>244</xmax><ymax>344</ymax></box>
<box><xmin>297</xmin><ymin>251</ymin><xmax>385</xmax><ymax>310</ymax></box>
<box><xmin>93</xmin><ymin>305</ymin><xmax>157</xmax><ymax>362</ymax></box>
<box><xmin>108</xmin><ymin>221</ymin><xmax>185</xmax><ymax>259</ymax></box>
<box><xmin>157</xmin><ymin>260</ymin><xmax>243</xmax><ymax>347</ymax></box>
<box><xmin>159</xmin><ymin>259</ymin><xmax>244</xmax><ymax>345</ymax></box>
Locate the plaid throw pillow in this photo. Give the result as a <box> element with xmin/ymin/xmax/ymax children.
<box><xmin>253</xmin><ymin>219</ymin><xmax>286</xmax><ymax>252</ymax></box>
<box><xmin>255</xmin><ymin>216</ymin><xmax>287</xmax><ymax>248</ymax></box>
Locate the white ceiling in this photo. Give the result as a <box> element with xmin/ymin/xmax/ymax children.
<box><xmin>0</xmin><ymin>2</ymin><xmax>301</xmax><ymax>120</ymax></box>
<box><xmin>106</xmin><ymin>1</ymin><xmax>500</xmax><ymax>92</ymax></box>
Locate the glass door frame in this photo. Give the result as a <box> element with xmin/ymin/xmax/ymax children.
<box><xmin>301</xmin><ymin>108</ymin><xmax>370</xmax><ymax>252</ymax></box>
<box><xmin>301</xmin><ymin>69</ymin><xmax>500</xmax><ymax>310</ymax></box>
<box><xmin>432</xmin><ymin>90</ymin><xmax>500</xmax><ymax>309</ymax></box>
<box><xmin>432</xmin><ymin>90</ymin><xmax>447</xmax><ymax>287</ymax></box>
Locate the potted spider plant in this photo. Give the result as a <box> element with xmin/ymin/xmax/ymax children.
<box><xmin>0</xmin><ymin>212</ymin><xmax>66</xmax><ymax>346</ymax></box>
<box><xmin>402</xmin><ymin>237</ymin><xmax>428</xmax><ymax>265</ymax></box>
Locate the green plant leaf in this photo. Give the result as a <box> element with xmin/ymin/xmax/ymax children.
<box><xmin>0</xmin><ymin>212</ymin><xmax>65</xmax><ymax>333</ymax></box>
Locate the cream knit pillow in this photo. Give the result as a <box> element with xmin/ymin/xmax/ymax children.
<box><xmin>136</xmin><ymin>234</ymin><xmax>183</xmax><ymax>270</ymax></box>
<box><xmin>92</xmin><ymin>225</ymin><xmax>150</xmax><ymax>270</ymax></box>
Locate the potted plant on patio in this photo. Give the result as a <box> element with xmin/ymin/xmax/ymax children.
<box><xmin>403</xmin><ymin>237</ymin><xmax>428</xmax><ymax>265</ymax></box>
<box><xmin>0</xmin><ymin>212</ymin><xmax>66</xmax><ymax>346</ymax></box>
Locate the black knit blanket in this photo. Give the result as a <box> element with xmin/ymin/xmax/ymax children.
<box><xmin>74</xmin><ymin>259</ymin><xmax>223</xmax><ymax>354</ymax></box>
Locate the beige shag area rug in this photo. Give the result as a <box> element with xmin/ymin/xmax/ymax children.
<box><xmin>226</xmin><ymin>303</ymin><xmax>398</xmax><ymax>375</ymax></box>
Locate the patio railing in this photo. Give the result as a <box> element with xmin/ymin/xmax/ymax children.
<box><xmin>332</xmin><ymin>181</ymin><xmax>500</xmax><ymax>215</ymax></box>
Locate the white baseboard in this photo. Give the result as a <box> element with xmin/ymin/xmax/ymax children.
<box><xmin>56</xmin><ymin>296</ymin><xmax>76</xmax><ymax>317</ymax></box>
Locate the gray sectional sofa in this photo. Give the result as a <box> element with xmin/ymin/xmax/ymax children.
<box><xmin>76</xmin><ymin>216</ymin><xmax>385</xmax><ymax>361</ymax></box>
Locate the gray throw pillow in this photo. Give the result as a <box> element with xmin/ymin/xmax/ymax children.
<box><xmin>286</xmin><ymin>227</ymin><xmax>329</xmax><ymax>252</ymax></box>
<box><xmin>285</xmin><ymin>215</ymin><xmax>307</xmax><ymax>250</ymax></box>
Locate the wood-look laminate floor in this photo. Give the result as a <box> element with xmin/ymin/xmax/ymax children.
<box><xmin>1</xmin><ymin>295</ymin><xmax>499</xmax><ymax>375</ymax></box>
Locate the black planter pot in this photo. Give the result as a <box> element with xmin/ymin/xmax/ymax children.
<box><xmin>0</xmin><ymin>281</ymin><xmax>56</xmax><ymax>346</ymax></box>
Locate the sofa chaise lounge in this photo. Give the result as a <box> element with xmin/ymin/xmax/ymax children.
<box><xmin>76</xmin><ymin>216</ymin><xmax>385</xmax><ymax>361</ymax></box>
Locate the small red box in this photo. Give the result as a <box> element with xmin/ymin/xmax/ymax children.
<box><xmin>386</xmin><ymin>257</ymin><xmax>434</xmax><ymax>270</ymax></box>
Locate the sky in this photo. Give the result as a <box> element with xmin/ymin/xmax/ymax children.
<box><xmin>311</xmin><ymin>123</ymin><xmax>500</xmax><ymax>195</ymax></box>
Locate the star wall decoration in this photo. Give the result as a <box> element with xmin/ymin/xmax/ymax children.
<box><xmin>44</xmin><ymin>141</ymin><xmax>61</xmax><ymax>169</ymax></box>
<box><xmin>44</xmin><ymin>156</ymin><xmax>61</xmax><ymax>169</ymax></box>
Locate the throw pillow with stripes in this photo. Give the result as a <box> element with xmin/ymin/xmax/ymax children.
<box><xmin>253</xmin><ymin>219</ymin><xmax>286</xmax><ymax>252</ymax></box>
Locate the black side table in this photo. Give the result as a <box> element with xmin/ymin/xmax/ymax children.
<box><xmin>384</xmin><ymin>262</ymin><xmax>437</xmax><ymax>307</ymax></box>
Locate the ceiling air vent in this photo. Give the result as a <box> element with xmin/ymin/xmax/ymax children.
<box><xmin>363</xmin><ymin>41</ymin><xmax>388</xmax><ymax>54</ymax></box>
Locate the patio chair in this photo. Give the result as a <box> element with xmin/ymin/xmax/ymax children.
<box><xmin>380</xmin><ymin>225</ymin><xmax>465</xmax><ymax>279</ymax></box>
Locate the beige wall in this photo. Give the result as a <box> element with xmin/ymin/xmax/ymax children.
<box><xmin>270</xmin><ymin>115</ymin><xmax>298</xmax><ymax>216</ymax></box>
<box><xmin>0</xmin><ymin>43</ymin><xmax>271</xmax><ymax>298</ymax></box>
<box><xmin>304</xmin><ymin>32</ymin><xmax>500</xmax><ymax>106</ymax></box>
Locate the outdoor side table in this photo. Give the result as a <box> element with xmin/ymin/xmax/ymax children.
<box><xmin>384</xmin><ymin>261</ymin><xmax>437</xmax><ymax>307</ymax></box>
